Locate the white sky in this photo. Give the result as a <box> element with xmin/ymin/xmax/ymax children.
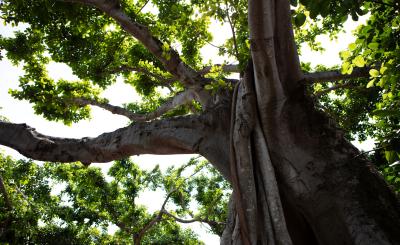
<box><xmin>0</xmin><ymin>15</ymin><xmax>373</xmax><ymax>244</ymax></box>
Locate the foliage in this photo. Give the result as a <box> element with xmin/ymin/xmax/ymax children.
<box><xmin>303</xmin><ymin>1</ymin><xmax>400</xmax><ymax>168</ymax></box>
<box><xmin>0</xmin><ymin>153</ymin><xmax>229</xmax><ymax>243</ymax></box>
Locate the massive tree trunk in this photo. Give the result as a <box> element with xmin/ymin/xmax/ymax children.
<box><xmin>218</xmin><ymin>0</ymin><xmax>400</xmax><ymax>244</ymax></box>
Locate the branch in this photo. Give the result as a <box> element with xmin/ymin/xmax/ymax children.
<box><xmin>71</xmin><ymin>89</ymin><xmax>196</xmax><ymax>121</ymax></box>
<box><xmin>135</xmin><ymin>0</ymin><xmax>151</xmax><ymax>14</ymax></box>
<box><xmin>108</xmin><ymin>65</ymin><xmax>175</xmax><ymax>85</ymax></box>
<box><xmin>314</xmin><ymin>82</ymin><xmax>354</xmax><ymax>97</ymax></box>
<box><xmin>199</xmin><ymin>64</ymin><xmax>240</xmax><ymax>75</ymax></box>
<box><xmin>63</xmin><ymin>0</ymin><xmax>202</xmax><ymax>87</ymax></box>
<box><xmin>0</xmin><ymin>115</ymin><xmax>207</xmax><ymax>164</ymax></box>
<box><xmin>304</xmin><ymin>67</ymin><xmax>370</xmax><ymax>83</ymax></box>
<box><xmin>199</xmin><ymin>64</ymin><xmax>370</xmax><ymax>83</ymax></box>
<box><xmin>225</xmin><ymin>2</ymin><xmax>240</xmax><ymax>60</ymax></box>
<box><xmin>353</xmin><ymin>146</ymin><xmax>386</xmax><ymax>159</ymax></box>
<box><xmin>161</xmin><ymin>209</ymin><xmax>225</xmax><ymax>227</ymax></box>
<box><xmin>133</xmin><ymin>189</ymin><xmax>174</xmax><ymax>244</ymax></box>
<box><xmin>72</xmin><ymin>98</ymin><xmax>140</xmax><ymax>120</ymax></box>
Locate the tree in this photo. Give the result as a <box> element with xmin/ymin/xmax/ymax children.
<box><xmin>0</xmin><ymin>0</ymin><xmax>399</xmax><ymax>244</ymax></box>
<box><xmin>0</xmin><ymin>152</ymin><xmax>228</xmax><ymax>244</ymax></box>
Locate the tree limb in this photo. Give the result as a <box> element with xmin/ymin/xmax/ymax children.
<box><xmin>225</xmin><ymin>1</ymin><xmax>240</xmax><ymax>60</ymax></box>
<box><xmin>199</xmin><ymin>64</ymin><xmax>240</xmax><ymax>75</ymax></box>
<box><xmin>304</xmin><ymin>67</ymin><xmax>370</xmax><ymax>83</ymax></box>
<box><xmin>71</xmin><ymin>89</ymin><xmax>196</xmax><ymax>121</ymax></box>
<box><xmin>135</xmin><ymin>0</ymin><xmax>151</xmax><ymax>14</ymax></box>
<box><xmin>133</xmin><ymin>189</ymin><xmax>174</xmax><ymax>244</ymax></box>
<box><xmin>161</xmin><ymin>209</ymin><xmax>225</xmax><ymax>227</ymax></box>
<box><xmin>108</xmin><ymin>65</ymin><xmax>175</xmax><ymax>85</ymax></box>
<box><xmin>314</xmin><ymin>82</ymin><xmax>354</xmax><ymax>97</ymax></box>
<box><xmin>0</xmin><ymin>115</ymin><xmax>206</xmax><ymax>164</ymax></box>
<box><xmin>198</xmin><ymin>64</ymin><xmax>371</xmax><ymax>84</ymax></box>
<box><xmin>63</xmin><ymin>0</ymin><xmax>203</xmax><ymax>87</ymax></box>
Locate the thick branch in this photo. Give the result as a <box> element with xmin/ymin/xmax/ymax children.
<box><xmin>304</xmin><ymin>67</ymin><xmax>370</xmax><ymax>83</ymax></box>
<box><xmin>64</xmin><ymin>0</ymin><xmax>202</xmax><ymax>87</ymax></box>
<box><xmin>0</xmin><ymin>115</ymin><xmax>206</xmax><ymax>164</ymax></box>
<box><xmin>72</xmin><ymin>90</ymin><xmax>195</xmax><ymax>121</ymax></box>
<box><xmin>199</xmin><ymin>64</ymin><xmax>240</xmax><ymax>75</ymax></box>
<box><xmin>204</xmin><ymin>64</ymin><xmax>370</xmax><ymax>83</ymax></box>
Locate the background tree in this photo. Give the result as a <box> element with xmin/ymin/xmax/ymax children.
<box><xmin>0</xmin><ymin>0</ymin><xmax>399</xmax><ymax>244</ymax></box>
<box><xmin>0</xmin><ymin>153</ymin><xmax>229</xmax><ymax>244</ymax></box>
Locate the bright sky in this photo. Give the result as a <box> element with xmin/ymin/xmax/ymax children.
<box><xmin>0</xmin><ymin>15</ymin><xmax>373</xmax><ymax>244</ymax></box>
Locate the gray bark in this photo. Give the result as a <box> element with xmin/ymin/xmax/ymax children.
<box><xmin>218</xmin><ymin>0</ymin><xmax>400</xmax><ymax>244</ymax></box>
<box><xmin>0</xmin><ymin>116</ymin><xmax>201</xmax><ymax>161</ymax></box>
<box><xmin>72</xmin><ymin>89</ymin><xmax>196</xmax><ymax>122</ymax></box>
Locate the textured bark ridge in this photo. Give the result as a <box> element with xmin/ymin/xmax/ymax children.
<box><xmin>220</xmin><ymin>0</ymin><xmax>400</xmax><ymax>244</ymax></box>
<box><xmin>221</xmin><ymin>64</ymin><xmax>292</xmax><ymax>244</ymax></box>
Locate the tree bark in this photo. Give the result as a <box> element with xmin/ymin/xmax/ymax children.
<box><xmin>218</xmin><ymin>0</ymin><xmax>400</xmax><ymax>244</ymax></box>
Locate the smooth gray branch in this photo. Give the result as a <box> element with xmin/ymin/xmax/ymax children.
<box><xmin>199</xmin><ymin>64</ymin><xmax>370</xmax><ymax>83</ymax></box>
<box><xmin>304</xmin><ymin>67</ymin><xmax>370</xmax><ymax>83</ymax></box>
<box><xmin>0</xmin><ymin>116</ymin><xmax>206</xmax><ymax>164</ymax></box>
<box><xmin>199</xmin><ymin>64</ymin><xmax>240</xmax><ymax>75</ymax></box>
<box><xmin>72</xmin><ymin>90</ymin><xmax>196</xmax><ymax>121</ymax></box>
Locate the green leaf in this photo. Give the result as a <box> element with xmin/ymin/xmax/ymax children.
<box><xmin>348</xmin><ymin>43</ymin><xmax>357</xmax><ymax>51</ymax></box>
<box><xmin>369</xmin><ymin>69</ymin><xmax>379</xmax><ymax>77</ymax></box>
<box><xmin>368</xmin><ymin>42</ymin><xmax>379</xmax><ymax>50</ymax></box>
<box><xmin>294</xmin><ymin>13</ymin><xmax>306</xmax><ymax>27</ymax></box>
<box><xmin>204</xmin><ymin>84</ymin><xmax>213</xmax><ymax>90</ymax></box>
<box><xmin>385</xmin><ymin>151</ymin><xmax>396</xmax><ymax>163</ymax></box>
<box><xmin>380</xmin><ymin>66</ymin><xmax>388</xmax><ymax>74</ymax></box>
<box><xmin>341</xmin><ymin>61</ymin><xmax>351</xmax><ymax>74</ymax></box>
<box><xmin>346</xmin><ymin>65</ymin><xmax>353</xmax><ymax>75</ymax></box>
<box><xmin>352</xmin><ymin>55</ymin><xmax>365</xmax><ymax>67</ymax></box>
<box><xmin>340</xmin><ymin>50</ymin><xmax>351</xmax><ymax>60</ymax></box>
<box><xmin>372</xmin><ymin>109</ymin><xmax>399</xmax><ymax>117</ymax></box>
<box><xmin>367</xmin><ymin>79</ymin><xmax>375</xmax><ymax>88</ymax></box>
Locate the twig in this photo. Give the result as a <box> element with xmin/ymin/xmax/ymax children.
<box><xmin>225</xmin><ymin>1</ymin><xmax>240</xmax><ymax>60</ymax></box>
<box><xmin>314</xmin><ymin>82</ymin><xmax>354</xmax><ymax>97</ymax></box>
<box><xmin>135</xmin><ymin>0</ymin><xmax>151</xmax><ymax>14</ymax></box>
<box><xmin>353</xmin><ymin>146</ymin><xmax>385</xmax><ymax>159</ymax></box>
<box><xmin>108</xmin><ymin>65</ymin><xmax>175</xmax><ymax>85</ymax></box>
<box><xmin>133</xmin><ymin>189</ymin><xmax>175</xmax><ymax>244</ymax></box>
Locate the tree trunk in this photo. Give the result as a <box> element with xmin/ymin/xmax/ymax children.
<box><xmin>218</xmin><ymin>65</ymin><xmax>400</xmax><ymax>244</ymax></box>
<box><xmin>217</xmin><ymin>0</ymin><xmax>400</xmax><ymax>244</ymax></box>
